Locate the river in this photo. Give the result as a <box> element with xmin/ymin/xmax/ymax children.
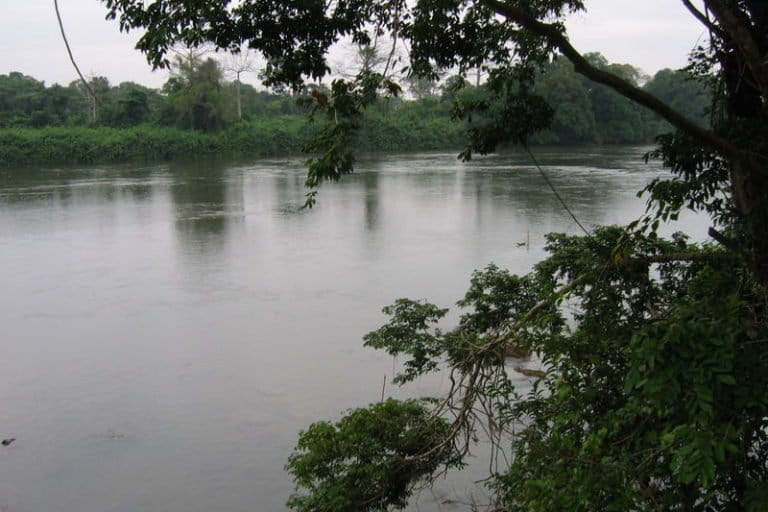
<box><xmin>0</xmin><ymin>147</ymin><xmax>707</xmax><ymax>511</ymax></box>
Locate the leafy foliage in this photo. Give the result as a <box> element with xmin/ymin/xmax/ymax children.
<box><xmin>364</xmin><ymin>229</ymin><xmax>767</xmax><ymax>511</ymax></box>
<box><xmin>285</xmin><ymin>399</ymin><xmax>463</xmax><ymax>512</ymax></box>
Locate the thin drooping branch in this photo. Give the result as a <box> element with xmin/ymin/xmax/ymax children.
<box><xmin>54</xmin><ymin>0</ymin><xmax>98</xmax><ymax>121</ymax></box>
<box><xmin>526</xmin><ymin>147</ymin><xmax>590</xmax><ymax>237</ymax></box>
<box><xmin>479</xmin><ymin>0</ymin><xmax>741</xmax><ymax>160</ymax></box>
<box><xmin>704</xmin><ymin>0</ymin><xmax>768</xmax><ymax>106</ymax></box>
<box><xmin>680</xmin><ymin>0</ymin><xmax>724</xmax><ymax>37</ymax></box>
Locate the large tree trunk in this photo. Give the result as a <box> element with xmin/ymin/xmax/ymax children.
<box><xmin>730</xmin><ymin>158</ymin><xmax>768</xmax><ymax>286</ymax></box>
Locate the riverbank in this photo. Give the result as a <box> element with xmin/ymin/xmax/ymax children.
<box><xmin>0</xmin><ymin>114</ymin><xmax>470</xmax><ymax>167</ymax></box>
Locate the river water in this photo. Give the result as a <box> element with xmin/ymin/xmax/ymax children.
<box><xmin>0</xmin><ymin>147</ymin><xmax>707</xmax><ymax>512</ymax></box>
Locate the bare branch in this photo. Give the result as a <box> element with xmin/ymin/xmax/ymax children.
<box><xmin>223</xmin><ymin>49</ymin><xmax>256</xmax><ymax>75</ymax></box>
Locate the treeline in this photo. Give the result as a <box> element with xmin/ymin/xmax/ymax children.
<box><xmin>0</xmin><ymin>113</ymin><xmax>469</xmax><ymax>166</ymax></box>
<box><xmin>530</xmin><ymin>53</ymin><xmax>709</xmax><ymax>144</ymax></box>
<box><xmin>0</xmin><ymin>52</ymin><xmax>709</xmax><ymax>166</ymax></box>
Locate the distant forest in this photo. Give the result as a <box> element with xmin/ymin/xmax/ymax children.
<box><xmin>0</xmin><ymin>52</ymin><xmax>709</xmax><ymax>165</ymax></box>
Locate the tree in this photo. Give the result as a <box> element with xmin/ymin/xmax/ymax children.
<box><xmin>336</xmin><ymin>42</ymin><xmax>391</xmax><ymax>78</ymax></box>
<box><xmin>224</xmin><ymin>49</ymin><xmax>257</xmax><ymax>120</ymax></box>
<box><xmin>102</xmin><ymin>1</ymin><xmax>768</xmax><ymax>510</ymax></box>
<box><xmin>405</xmin><ymin>73</ymin><xmax>439</xmax><ymax>99</ymax></box>
<box><xmin>534</xmin><ymin>57</ymin><xmax>596</xmax><ymax>144</ymax></box>
<box><xmin>82</xmin><ymin>75</ymin><xmax>111</xmax><ymax>123</ymax></box>
<box><xmin>645</xmin><ymin>68</ymin><xmax>711</xmax><ymax>129</ymax></box>
<box><xmin>163</xmin><ymin>51</ymin><xmax>228</xmax><ymax>131</ymax></box>
<box><xmin>98</xmin><ymin>82</ymin><xmax>157</xmax><ymax>127</ymax></box>
<box><xmin>0</xmin><ymin>72</ymin><xmax>46</xmax><ymax>127</ymax></box>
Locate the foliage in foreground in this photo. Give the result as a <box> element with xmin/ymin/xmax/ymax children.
<box><xmin>286</xmin><ymin>399</ymin><xmax>462</xmax><ymax>512</ymax></box>
<box><xmin>288</xmin><ymin>227</ymin><xmax>768</xmax><ymax>511</ymax></box>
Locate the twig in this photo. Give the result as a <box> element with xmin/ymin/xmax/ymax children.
<box><xmin>381</xmin><ymin>374</ymin><xmax>387</xmax><ymax>402</ymax></box>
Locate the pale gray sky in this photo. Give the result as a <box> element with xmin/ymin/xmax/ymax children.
<box><xmin>0</xmin><ymin>0</ymin><xmax>709</xmax><ymax>89</ymax></box>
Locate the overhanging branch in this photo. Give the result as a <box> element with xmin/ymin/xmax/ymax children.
<box><xmin>479</xmin><ymin>0</ymin><xmax>741</xmax><ymax>160</ymax></box>
<box><xmin>680</xmin><ymin>0</ymin><xmax>724</xmax><ymax>38</ymax></box>
<box><xmin>54</xmin><ymin>0</ymin><xmax>98</xmax><ymax>121</ymax></box>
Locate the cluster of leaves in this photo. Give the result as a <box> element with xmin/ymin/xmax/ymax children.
<box><xmin>299</xmin><ymin>71</ymin><xmax>402</xmax><ymax>207</ymax></box>
<box><xmin>285</xmin><ymin>399</ymin><xmax>463</xmax><ymax>512</ymax></box>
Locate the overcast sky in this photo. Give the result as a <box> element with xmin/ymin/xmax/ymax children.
<box><xmin>0</xmin><ymin>0</ymin><xmax>709</xmax><ymax>89</ymax></box>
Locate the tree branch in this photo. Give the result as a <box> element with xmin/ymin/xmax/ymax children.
<box><xmin>54</xmin><ymin>0</ymin><xmax>98</xmax><ymax>121</ymax></box>
<box><xmin>704</xmin><ymin>0</ymin><xmax>768</xmax><ymax>106</ymax></box>
<box><xmin>680</xmin><ymin>0</ymin><xmax>724</xmax><ymax>38</ymax></box>
<box><xmin>479</xmin><ymin>0</ymin><xmax>741</xmax><ymax>160</ymax></box>
<box><xmin>707</xmin><ymin>226</ymin><xmax>740</xmax><ymax>252</ymax></box>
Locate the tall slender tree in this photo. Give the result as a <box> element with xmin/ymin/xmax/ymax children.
<box><xmin>224</xmin><ymin>49</ymin><xmax>257</xmax><ymax>120</ymax></box>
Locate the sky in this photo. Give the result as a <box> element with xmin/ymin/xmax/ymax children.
<box><xmin>0</xmin><ymin>0</ymin><xmax>710</xmax><ymax>89</ymax></box>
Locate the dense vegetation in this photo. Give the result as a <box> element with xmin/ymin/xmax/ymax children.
<box><xmin>0</xmin><ymin>53</ymin><xmax>708</xmax><ymax>166</ymax></box>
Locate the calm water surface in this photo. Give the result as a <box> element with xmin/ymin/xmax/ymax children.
<box><xmin>0</xmin><ymin>147</ymin><xmax>707</xmax><ymax>511</ymax></box>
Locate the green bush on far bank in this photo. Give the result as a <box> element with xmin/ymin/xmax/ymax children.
<box><xmin>0</xmin><ymin>118</ymin><xmax>303</xmax><ymax>166</ymax></box>
<box><xmin>0</xmin><ymin>113</ymin><xmax>471</xmax><ymax>167</ymax></box>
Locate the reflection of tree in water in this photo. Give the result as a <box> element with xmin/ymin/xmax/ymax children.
<box><xmin>272</xmin><ymin>169</ymin><xmax>306</xmax><ymax>213</ymax></box>
<box><xmin>170</xmin><ymin>158</ymin><xmax>244</xmax><ymax>262</ymax></box>
<box><xmin>0</xmin><ymin>164</ymin><xmax>163</xmax><ymax>210</ymax></box>
<box><xmin>460</xmin><ymin>152</ymin><xmax>647</xmax><ymax>230</ymax></box>
<box><xmin>359</xmin><ymin>171</ymin><xmax>380</xmax><ymax>232</ymax></box>
<box><xmin>122</xmin><ymin>167</ymin><xmax>154</xmax><ymax>202</ymax></box>
<box><xmin>500</xmin><ymin>146</ymin><xmax>649</xmax><ymax>171</ymax></box>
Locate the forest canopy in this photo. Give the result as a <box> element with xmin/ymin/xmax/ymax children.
<box><xmin>0</xmin><ymin>57</ymin><xmax>707</xmax><ymax>142</ymax></box>
<box><xmin>0</xmin><ymin>56</ymin><xmax>709</xmax><ymax>166</ymax></box>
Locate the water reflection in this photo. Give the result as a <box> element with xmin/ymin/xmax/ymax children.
<box><xmin>271</xmin><ymin>165</ymin><xmax>307</xmax><ymax>213</ymax></box>
<box><xmin>359</xmin><ymin>171</ymin><xmax>380</xmax><ymax>232</ymax></box>
<box><xmin>170</xmin><ymin>159</ymin><xmax>245</xmax><ymax>264</ymax></box>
